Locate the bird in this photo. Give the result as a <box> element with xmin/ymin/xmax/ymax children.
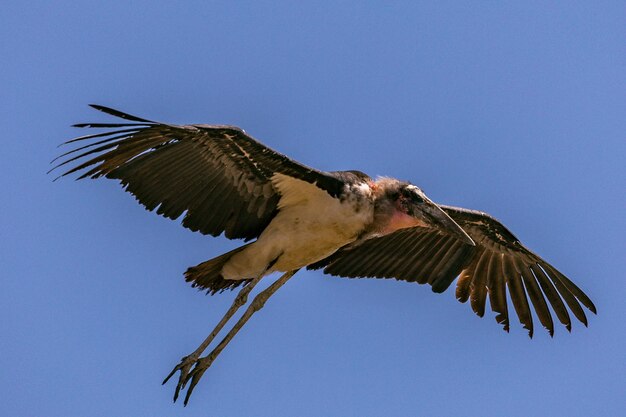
<box><xmin>51</xmin><ymin>104</ymin><xmax>596</xmax><ymax>405</ymax></box>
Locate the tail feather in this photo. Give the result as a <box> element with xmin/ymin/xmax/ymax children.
<box><xmin>185</xmin><ymin>244</ymin><xmax>252</xmax><ymax>295</ymax></box>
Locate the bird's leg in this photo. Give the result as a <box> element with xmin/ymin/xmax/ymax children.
<box><xmin>180</xmin><ymin>269</ymin><xmax>299</xmax><ymax>405</ymax></box>
<box><xmin>162</xmin><ymin>276</ymin><xmax>262</xmax><ymax>400</ymax></box>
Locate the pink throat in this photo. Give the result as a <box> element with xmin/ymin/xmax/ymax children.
<box><xmin>381</xmin><ymin>210</ymin><xmax>427</xmax><ymax>234</ymax></box>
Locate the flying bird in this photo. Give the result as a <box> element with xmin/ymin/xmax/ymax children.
<box><xmin>52</xmin><ymin>105</ymin><xmax>596</xmax><ymax>405</ymax></box>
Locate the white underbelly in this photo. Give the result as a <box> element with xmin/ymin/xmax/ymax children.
<box><xmin>221</xmin><ymin>174</ymin><xmax>373</xmax><ymax>280</ymax></box>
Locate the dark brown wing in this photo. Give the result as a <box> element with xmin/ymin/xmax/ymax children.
<box><xmin>310</xmin><ymin>205</ymin><xmax>596</xmax><ymax>336</ymax></box>
<box><xmin>308</xmin><ymin>227</ymin><xmax>475</xmax><ymax>293</ymax></box>
<box><xmin>51</xmin><ymin>105</ymin><xmax>345</xmax><ymax>241</ymax></box>
<box><xmin>442</xmin><ymin>205</ymin><xmax>596</xmax><ymax>336</ymax></box>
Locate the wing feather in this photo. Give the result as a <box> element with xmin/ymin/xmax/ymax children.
<box><xmin>517</xmin><ymin>258</ymin><xmax>555</xmax><ymax>336</ymax></box>
<box><xmin>430</xmin><ymin>241</ymin><xmax>474</xmax><ymax>293</ymax></box>
<box><xmin>423</xmin><ymin>238</ymin><xmax>456</xmax><ymax>284</ymax></box>
<box><xmin>53</xmin><ymin>105</ymin><xmax>345</xmax><ymax>240</ymax></box>
<box><xmin>470</xmin><ymin>250</ymin><xmax>491</xmax><ymax>318</ymax></box>
<box><xmin>392</xmin><ymin>232</ymin><xmax>431</xmax><ymax>278</ymax></box>
<box><xmin>503</xmin><ymin>258</ymin><xmax>534</xmax><ymax>336</ymax></box>
<box><xmin>417</xmin><ymin>235</ymin><xmax>454</xmax><ymax>284</ymax></box>
<box><xmin>530</xmin><ymin>264</ymin><xmax>571</xmax><ymax>331</ymax></box>
<box><xmin>488</xmin><ymin>254</ymin><xmax>509</xmax><ymax>331</ymax></box>
<box><xmin>456</xmin><ymin>252</ymin><xmax>480</xmax><ymax>303</ymax></box>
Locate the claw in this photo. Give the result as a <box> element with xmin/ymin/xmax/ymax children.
<box><xmin>163</xmin><ymin>354</ymin><xmax>217</xmax><ymax>404</ymax></box>
<box><xmin>184</xmin><ymin>357</ymin><xmax>213</xmax><ymax>406</ymax></box>
<box><xmin>162</xmin><ymin>354</ymin><xmax>200</xmax><ymax>402</ymax></box>
<box><xmin>162</xmin><ymin>360</ymin><xmax>183</xmax><ymax>385</ymax></box>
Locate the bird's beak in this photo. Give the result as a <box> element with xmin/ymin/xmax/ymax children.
<box><xmin>419</xmin><ymin>198</ymin><xmax>475</xmax><ymax>246</ymax></box>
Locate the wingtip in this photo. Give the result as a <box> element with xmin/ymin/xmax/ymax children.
<box><xmin>431</xmin><ymin>283</ymin><xmax>447</xmax><ymax>294</ymax></box>
<box><xmin>47</xmin><ymin>164</ymin><xmax>64</xmax><ymax>180</ymax></box>
<box><xmin>455</xmin><ymin>293</ymin><xmax>469</xmax><ymax>304</ymax></box>
<box><xmin>588</xmin><ymin>303</ymin><xmax>597</xmax><ymax>315</ymax></box>
<box><xmin>84</xmin><ymin>103</ymin><xmax>156</xmax><ymax>123</ymax></box>
<box><xmin>88</xmin><ymin>103</ymin><xmax>112</xmax><ymax>113</ymax></box>
<box><xmin>501</xmin><ymin>320</ymin><xmax>510</xmax><ymax>333</ymax></box>
<box><xmin>87</xmin><ymin>103</ymin><xmax>114</xmax><ymax>114</ymax></box>
<box><xmin>524</xmin><ymin>325</ymin><xmax>534</xmax><ymax>339</ymax></box>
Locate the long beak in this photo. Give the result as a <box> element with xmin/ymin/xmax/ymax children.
<box><xmin>420</xmin><ymin>198</ymin><xmax>475</xmax><ymax>246</ymax></box>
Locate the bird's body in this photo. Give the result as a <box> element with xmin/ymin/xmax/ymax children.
<box><xmin>52</xmin><ymin>105</ymin><xmax>596</xmax><ymax>405</ymax></box>
<box><xmin>223</xmin><ymin>173</ymin><xmax>374</xmax><ymax>280</ymax></box>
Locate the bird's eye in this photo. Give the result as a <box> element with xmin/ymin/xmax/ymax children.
<box><xmin>401</xmin><ymin>187</ymin><xmax>423</xmax><ymax>204</ymax></box>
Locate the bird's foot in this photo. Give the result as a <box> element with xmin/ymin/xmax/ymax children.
<box><xmin>162</xmin><ymin>353</ymin><xmax>198</xmax><ymax>402</ymax></box>
<box><xmin>162</xmin><ymin>353</ymin><xmax>217</xmax><ymax>405</ymax></box>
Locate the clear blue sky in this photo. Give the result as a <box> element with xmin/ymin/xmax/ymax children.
<box><xmin>2</xmin><ymin>1</ymin><xmax>624</xmax><ymax>416</ymax></box>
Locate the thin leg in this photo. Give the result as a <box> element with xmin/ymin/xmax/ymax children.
<box><xmin>181</xmin><ymin>269</ymin><xmax>299</xmax><ymax>405</ymax></box>
<box><xmin>163</xmin><ymin>276</ymin><xmax>262</xmax><ymax>401</ymax></box>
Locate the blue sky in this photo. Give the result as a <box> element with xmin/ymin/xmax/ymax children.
<box><xmin>2</xmin><ymin>1</ymin><xmax>625</xmax><ymax>416</ymax></box>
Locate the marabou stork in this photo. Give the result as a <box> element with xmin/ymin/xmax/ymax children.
<box><xmin>51</xmin><ymin>105</ymin><xmax>596</xmax><ymax>405</ymax></box>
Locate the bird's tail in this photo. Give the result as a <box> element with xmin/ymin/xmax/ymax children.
<box><xmin>185</xmin><ymin>244</ymin><xmax>253</xmax><ymax>295</ymax></box>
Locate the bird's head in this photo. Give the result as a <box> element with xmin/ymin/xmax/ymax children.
<box><xmin>373</xmin><ymin>178</ymin><xmax>474</xmax><ymax>245</ymax></box>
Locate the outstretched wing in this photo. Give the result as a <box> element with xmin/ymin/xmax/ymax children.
<box><xmin>310</xmin><ymin>205</ymin><xmax>596</xmax><ymax>336</ymax></box>
<box><xmin>442</xmin><ymin>206</ymin><xmax>596</xmax><ymax>336</ymax></box>
<box><xmin>51</xmin><ymin>105</ymin><xmax>345</xmax><ymax>241</ymax></box>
